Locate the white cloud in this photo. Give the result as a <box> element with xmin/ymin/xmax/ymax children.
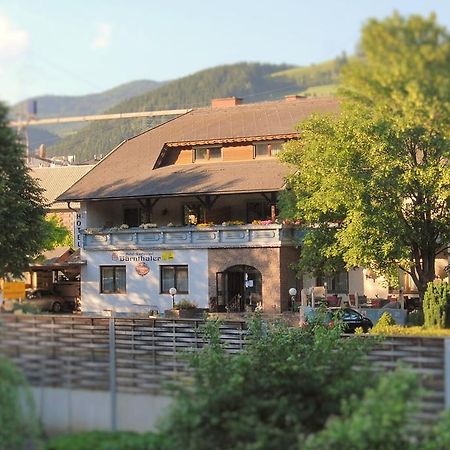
<box><xmin>91</xmin><ymin>22</ymin><xmax>112</xmax><ymax>50</ymax></box>
<box><xmin>0</xmin><ymin>15</ymin><xmax>29</xmax><ymax>61</ymax></box>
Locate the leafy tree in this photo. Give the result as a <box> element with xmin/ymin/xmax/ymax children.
<box><xmin>0</xmin><ymin>101</ymin><xmax>48</xmax><ymax>278</ymax></box>
<box><xmin>279</xmin><ymin>13</ymin><xmax>450</xmax><ymax>299</ymax></box>
<box><xmin>161</xmin><ymin>316</ymin><xmax>376</xmax><ymax>450</ymax></box>
<box><xmin>41</xmin><ymin>214</ymin><xmax>73</xmax><ymax>250</ymax></box>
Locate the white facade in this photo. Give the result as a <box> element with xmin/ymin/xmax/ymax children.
<box><xmin>81</xmin><ymin>248</ymin><xmax>209</xmax><ymax>314</ymax></box>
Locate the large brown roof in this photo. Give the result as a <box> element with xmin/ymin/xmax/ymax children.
<box><xmin>59</xmin><ymin>97</ymin><xmax>338</xmax><ymax>201</ymax></box>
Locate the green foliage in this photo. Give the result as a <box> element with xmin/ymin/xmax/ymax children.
<box><xmin>41</xmin><ymin>215</ymin><xmax>73</xmax><ymax>250</ymax></box>
<box><xmin>407</xmin><ymin>309</ymin><xmax>425</xmax><ymax>326</ymax></box>
<box><xmin>0</xmin><ymin>102</ymin><xmax>49</xmax><ymax>279</ymax></box>
<box><xmin>302</xmin><ymin>369</ymin><xmax>420</xmax><ymax>450</ymax></box>
<box><xmin>423</xmin><ymin>281</ymin><xmax>450</xmax><ymax>328</ymax></box>
<box><xmin>271</xmin><ymin>54</ymin><xmax>347</xmax><ymax>91</ymax></box>
<box><xmin>376</xmin><ymin>311</ymin><xmax>397</xmax><ymax>328</ymax></box>
<box><xmin>279</xmin><ymin>13</ymin><xmax>450</xmax><ymax>297</ymax></box>
<box><xmin>0</xmin><ymin>356</ymin><xmax>42</xmax><ymax>449</ymax></box>
<box><xmin>45</xmin><ymin>430</ymin><xmax>168</xmax><ymax>450</ymax></box>
<box><xmin>173</xmin><ymin>299</ymin><xmax>197</xmax><ymax>310</ymax></box>
<box><xmin>161</xmin><ymin>316</ymin><xmax>376</xmax><ymax>450</ymax></box>
<box><xmin>420</xmin><ymin>410</ymin><xmax>450</xmax><ymax>450</ymax></box>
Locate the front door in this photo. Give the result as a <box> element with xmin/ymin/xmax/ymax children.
<box><xmin>216</xmin><ymin>265</ymin><xmax>262</xmax><ymax>312</ymax></box>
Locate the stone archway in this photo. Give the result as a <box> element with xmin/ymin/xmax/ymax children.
<box><xmin>216</xmin><ymin>265</ymin><xmax>262</xmax><ymax>312</ymax></box>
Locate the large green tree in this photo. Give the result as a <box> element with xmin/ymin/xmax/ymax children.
<box><xmin>0</xmin><ymin>102</ymin><xmax>49</xmax><ymax>278</ymax></box>
<box><xmin>279</xmin><ymin>13</ymin><xmax>450</xmax><ymax>299</ymax></box>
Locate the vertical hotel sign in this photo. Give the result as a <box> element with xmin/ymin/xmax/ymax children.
<box><xmin>74</xmin><ymin>211</ymin><xmax>86</xmax><ymax>249</ymax></box>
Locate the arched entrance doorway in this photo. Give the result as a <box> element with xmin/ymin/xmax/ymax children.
<box><xmin>216</xmin><ymin>265</ymin><xmax>262</xmax><ymax>312</ymax></box>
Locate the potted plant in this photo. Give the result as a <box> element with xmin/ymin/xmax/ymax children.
<box><xmin>165</xmin><ymin>299</ymin><xmax>206</xmax><ymax>318</ymax></box>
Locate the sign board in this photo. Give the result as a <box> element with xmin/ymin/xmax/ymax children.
<box><xmin>73</xmin><ymin>211</ymin><xmax>86</xmax><ymax>249</ymax></box>
<box><xmin>3</xmin><ymin>281</ymin><xmax>26</xmax><ymax>299</ymax></box>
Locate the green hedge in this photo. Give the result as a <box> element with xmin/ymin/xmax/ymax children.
<box><xmin>45</xmin><ymin>431</ymin><xmax>168</xmax><ymax>450</ymax></box>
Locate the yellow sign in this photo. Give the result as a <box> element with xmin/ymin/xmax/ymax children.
<box><xmin>162</xmin><ymin>251</ymin><xmax>174</xmax><ymax>261</ymax></box>
<box><xmin>3</xmin><ymin>281</ymin><xmax>26</xmax><ymax>299</ymax></box>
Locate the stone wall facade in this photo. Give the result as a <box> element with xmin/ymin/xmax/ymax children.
<box><xmin>208</xmin><ymin>246</ymin><xmax>299</xmax><ymax>312</ymax></box>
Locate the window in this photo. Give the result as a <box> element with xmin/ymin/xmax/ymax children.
<box><xmin>246</xmin><ymin>201</ymin><xmax>272</xmax><ymax>222</ymax></box>
<box><xmin>160</xmin><ymin>265</ymin><xmax>188</xmax><ymax>294</ymax></box>
<box><xmin>317</xmin><ymin>271</ymin><xmax>349</xmax><ymax>293</ymax></box>
<box><xmin>194</xmin><ymin>146</ymin><xmax>222</xmax><ymax>161</ymax></box>
<box><xmin>100</xmin><ymin>266</ymin><xmax>126</xmax><ymax>294</ymax></box>
<box><xmin>183</xmin><ymin>203</ymin><xmax>205</xmax><ymax>225</ymax></box>
<box><xmin>123</xmin><ymin>207</ymin><xmax>142</xmax><ymax>227</ymax></box>
<box><xmin>254</xmin><ymin>141</ymin><xmax>284</xmax><ymax>158</ymax></box>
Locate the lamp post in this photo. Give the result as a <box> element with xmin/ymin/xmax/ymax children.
<box><xmin>169</xmin><ymin>287</ymin><xmax>177</xmax><ymax>309</ymax></box>
<box><xmin>289</xmin><ymin>287</ymin><xmax>297</xmax><ymax>312</ymax></box>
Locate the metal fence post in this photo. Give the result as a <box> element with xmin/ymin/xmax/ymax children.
<box><xmin>109</xmin><ymin>312</ymin><xmax>117</xmax><ymax>431</ymax></box>
<box><xmin>445</xmin><ymin>339</ymin><xmax>450</xmax><ymax>409</ymax></box>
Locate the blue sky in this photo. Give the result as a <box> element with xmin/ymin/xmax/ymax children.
<box><xmin>1</xmin><ymin>0</ymin><xmax>450</xmax><ymax>106</ymax></box>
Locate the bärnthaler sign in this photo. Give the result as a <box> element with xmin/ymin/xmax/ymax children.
<box><xmin>111</xmin><ymin>251</ymin><xmax>175</xmax><ymax>262</ymax></box>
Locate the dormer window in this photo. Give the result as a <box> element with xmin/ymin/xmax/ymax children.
<box><xmin>254</xmin><ymin>141</ymin><xmax>284</xmax><ymax>158</ymax></box>
<box><xmin>194</xmin><ymin>146</ymin><xmax>222</xmax><ymax>162</ymax></box>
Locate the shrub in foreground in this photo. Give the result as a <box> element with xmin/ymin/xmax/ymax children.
<box><xmin>302</xmin><ymin>369</ymin><xmax>420</xmax><ymax>450</ymax></box>
<box><xmin>45</xmin><ymin>430</ymin><xmax>168</xmax><ymax>450</ymax></box>
<box><xmin>161</xmin><ymin>315</ymin><xmax>376</xmax><ymax>450</ymax></box>
<box><xmin>0</xmin><ymin>356</ymin><xmax>42</xmax><ymax>450</ymax></box>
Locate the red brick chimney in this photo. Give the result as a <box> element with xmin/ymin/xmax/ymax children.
<box><xmin>285</xmin><ymin>94</ymin><xmax>307</xmax><ymax>102</ymax></box>
<box><xmin>211</xmin><ymin>97</ymin><xmax>243</xmax><ymax>108</ymax></box>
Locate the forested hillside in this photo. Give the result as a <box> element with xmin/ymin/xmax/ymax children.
<box><xmin>271</xmin><ymin>54</ymin><xmax>347</xmax><ymax>95</ymax></box>
<box><xmin>47</xmin><ymin>57</ymin><xmax>346</xmax><ymax>163</ymax></box>
<box><xmin>12</xmin><ymin>80</ymin><xmax>162</xmax><ymax>151</ymax></box>
<box><xmin>47</xmin><ymin>62</ymin><xmax>298</xmax><ymax>162</ymax></box>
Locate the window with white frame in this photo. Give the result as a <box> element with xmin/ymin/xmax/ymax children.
<box><xmin>194</xmin><ymin>146</ymin><xmax>222</xmax><ymax>161</ymax></box>
<box><xmin>100</xmin><ymin>266</ymin><xmax>126</xmax><ymax>294</ymax></box>
<box><xmin>254</xmin><ymin>141</ymin><xmax>284</xmax><ymax>158</ymax></box>
<box><xmin>160</xmin><ymin>265</ymin><xmax>189</xmax><ymax>294</ymax></box>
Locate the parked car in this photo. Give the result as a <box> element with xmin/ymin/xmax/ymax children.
<box><xmin>25</xmin><ymin>288</ymin><xmax>78</xmax><ymax>313</ymax></box>
<box><xmin>328</xmin><ymin>307</ymin><xmax>373</xmax><ymax>333</ymax></box>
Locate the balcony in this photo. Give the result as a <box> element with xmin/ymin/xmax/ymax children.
<box><xmin>82</xmin><ymin>224</ymin><xmax>303</xmax><ymax>250</ymax></box>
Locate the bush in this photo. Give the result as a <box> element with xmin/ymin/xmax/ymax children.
<box><xmin>161</xmin><ymin>316</ymin><xmax>377</xmax><ymax>450</ymax></box>
<box><xmin>370</xmin><ymin>325</ymin><xmax>450</xmax><ymax>337</ymax></box>
<box><xmin>408</xmin><ymin>309</ymin><xmax>424</xmax><ymax>327</ymax></box>
<box><xmin>0</xmin><ymin>356</ymin><xmax>42</xmax><ymax>450</ymax></box>
<box><xmin>302</xmin><ymin>369</ymin><xmax>420</xmax><ymax>450</ymax></box>
<box><xmin>423</xmin><ymin>281</ymin><xmax>450</xmax><ymax>329</ymax></box>
<box><xmin>45</xmin><ymin>431</ymin><xmax>168</xmax><ymax>450</ymax></box>
<box><xmin>173</xmin><ymin>299</ymin><xmax>197</xmax><ymax>310</ymax></box>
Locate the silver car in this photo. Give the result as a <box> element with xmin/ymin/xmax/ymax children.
<box><xmin>25</xmin><ymin>289</ymin><xmax>78</xmax><ymax>313</ymax></box>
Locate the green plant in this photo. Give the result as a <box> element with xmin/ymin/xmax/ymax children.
<box><xmin>407</xmin><ymin>309</ymin><xmax>424</xmax><ymax>327</ymax></box>
<box><xmin>370</xmin><ymin>311</ymin><xmax>396</xmax><ymax>335</ymax></box>
<box><xmin>423</xmin><ymin>282</ymin><xmax>450</xmax><ymax>329</ymax></box>
<box><xmin>173</xmin><ymin>299</ymin><xmax>198</xmax><ymax>310</ymax></box>
<box><xmin>45</xmin><ymin>431</ymin><xmax>168</xmax><ymax>450</ymax></box>
<box><xmin>161</xmin><ymin>316</ymin><xmax>376</xmax><ymax>450</ymax></box>
<box><xmin>0</xmin><ymin>356</ymin><xmax>42</xmax><ymax>449</ymax></box>
<box><xmin>302</xmin><ymin>369</ymin><xmax>421</xmax><ymax>450</ymax></box>
<box><xmin>12</xmin><ymin>301</ymin><xmax>41</xmax><ymax>315</ymax></box>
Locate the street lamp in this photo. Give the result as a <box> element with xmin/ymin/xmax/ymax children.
<box><xmin>289</xmin><ymin>287</ymin><xmax>297</xmax><ymax>312</ymax></box>
<box><xmin>169</xmin><ymin>287</ymin><xmax>177</xmax><ymax>309</ymax></box>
